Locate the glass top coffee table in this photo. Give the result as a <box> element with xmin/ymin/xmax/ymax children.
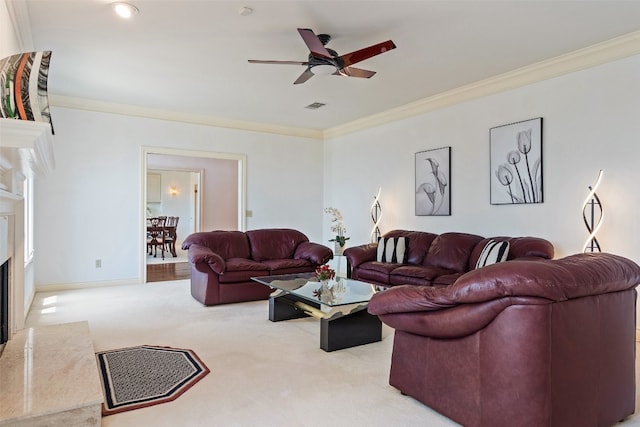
<box><xmin>251</xmin><ymin>273</ymin><xmax>385</xmax><ymax>352</ymax></box>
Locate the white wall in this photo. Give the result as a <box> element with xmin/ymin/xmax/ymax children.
<box><xmin>34</xmin><ymin>108</ymin><xmax>324</xmax><ymax>287</ymax></box>
<box><xmin>324</xmin><ymin>54</ymin><xmax>640</xmax><ymax>263</ymax></box>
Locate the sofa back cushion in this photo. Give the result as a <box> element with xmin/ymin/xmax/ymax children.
<box><xmin>182</xmin><ymin>231</ymin><xmax>251</xmax><ymax>259</ymax></box>
<box><xmin>507</xmin><ymin>237</ymin><xmax>554</xmax><ymax>260</ymax></box>
<box><xmin>468</xmin><ymin>236</ymin><xmax>554</xmax><ymax>269</ymax></box>
<box><xmin>247</xmin><ymin>228</ymin><xmax>309</xmax><ymax>261</ymax></box>
<box><xmin>383</xmin><ymin>230</ymin><xmax>437</xmax><ymax>265</ymax></box>
<box><xmin>423</xmin><ymin>232</ymin><xmax>484</xmax><ymax>272</ymax></box>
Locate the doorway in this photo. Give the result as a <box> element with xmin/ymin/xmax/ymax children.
<box><xmin>141</xmin><ymin>147</ymin><xmax>247</xmax><ymax>283</ymax></box>
<box><xmin>146</xmin><ymin>168</ymin><xmax>200</xmax><ymax>264</ymax></box>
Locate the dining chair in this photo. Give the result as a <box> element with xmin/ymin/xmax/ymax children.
<box><xmin>164</xmin><ymin>216</ymin><xmax>179</xmax><ymax>257</ymax></box>
<box><xmin>147</xmin><ymin>216</ymin><xmax>167</xmax><ymax>259</ymax></box>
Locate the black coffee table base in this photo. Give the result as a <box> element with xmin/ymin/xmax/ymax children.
<box><xmin>268</xmin><ymin>293</ymin><xmax>382</xmax><ymax>352</ymax></box>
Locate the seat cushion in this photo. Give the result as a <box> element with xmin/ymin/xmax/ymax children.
<box><xmin>219</xmin><ymin>258</ymin><xmax>270</xmax><ymax>283</ymax></box>
<box><xmin>390</xmin><ymin>265</ymin><xmax>455</xmax><ymax>286</ymax></box>
<box><xmin>357</xmin><ymin>261</ymin><xmax>402</xmax><ymax>284</ymax></box>
<box><xmin>432</xmin><ymin>273</ymin><xmax>464</xmax><ymax>286</ymax></box>
<box><xmin>261</xmin><ymin>258</ymin><xmax>313</xmax><ymax>271</ymax></box>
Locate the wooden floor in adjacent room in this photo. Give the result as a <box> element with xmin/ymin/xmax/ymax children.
<box><xmin>146</xmin><ymin>262</ymin><xmax>190</xmax><ymax>282</ymax></box>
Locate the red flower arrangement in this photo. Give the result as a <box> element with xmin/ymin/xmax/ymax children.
<box><xmin>314</xmin><ymin>264</ymin><xmax>335</xmax><ymax>281</ymax></box>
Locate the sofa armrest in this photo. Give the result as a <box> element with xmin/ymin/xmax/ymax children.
<box><xmin>370</xmin><ymin>253</ymin><xmax>640</xmax><ymax>314</ymax></box>
<box><xmin>187</xmin><ymin>244</ymin><xmax>226</xmax><ymax>274</ymax></box>
<box><xmin>344</xmin><ymin>243</ymin><xmax>377</xmax><ymax>268</ymax></box>
<box><xmin>374</xmin><ymin>295</ymin><xmax>550</xmax><ymax>339</ymax></box>
<box><xmin>368</xmin><ymin>285</ymin><xmax>454</xmax><ymax>314</ymax></box>
<box><xmin>294</xmin><ymin>242</ymin><xmax>333</xmax><ymax>265</ymax></box>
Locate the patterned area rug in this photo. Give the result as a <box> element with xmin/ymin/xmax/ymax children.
<box><xmin>96</xmin><ymin>345</ymin><xmax>210</xmax><ymax>416</ymax></box>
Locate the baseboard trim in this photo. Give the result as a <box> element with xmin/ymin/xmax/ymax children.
<box><xmin>35</xmin><ymin>278</ymin><xmax>142</xmax><ymax>293</ymax></box>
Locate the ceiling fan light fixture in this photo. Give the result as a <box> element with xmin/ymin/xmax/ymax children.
<box><xmin>248</xmin><ymin>28</ymin><xmax>395</xmax><ymax>84</ymax></box>
<box><xmin>112</xmin><ymin>2</ymin><xmax>139</xmax><ymax>19</ymax></box>
<box><xmin>305</xmin><ymin>102</ymin><xmax>326</xmax><ymax>110</ymax></box>
<box><xmin>310</xmin><ymin>64</ymin><xmax>337</xmax><ymax>76</ymax></box>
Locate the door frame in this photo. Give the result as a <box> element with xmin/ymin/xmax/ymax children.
<box><xmin>140</xmin><ymin>146</ymin><xmax>247</xmax><ymax>283</ymax></box>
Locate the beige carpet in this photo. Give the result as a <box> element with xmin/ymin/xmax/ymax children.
<box><xmin>26</xmin><ymin>280</ymin><xmax>640</xmax><ymax>427</ymax></box>
<box><xmin>27</xmin><ymin>280</ymin><xmax>455</xmax><ymax>427</ymax></box>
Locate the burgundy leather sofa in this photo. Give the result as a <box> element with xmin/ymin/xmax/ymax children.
<box><xmin>368</xmin><ymin>252</ymin><xmax>640</xmax><ymax>427</ymax></box>
<box><xmin>344</xmin><ymin>230</ymin><xmax>554</xmax><ymax>287</ymax></box>
<box><xmin>182</xmin><ymin>229</ymin><xmax>332</xmax><ymax>306</ymax></box>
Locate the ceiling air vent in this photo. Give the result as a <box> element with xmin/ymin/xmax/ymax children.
<box><xmin>305</xmin><ymin>102</ymin><xmax>326</xmax><ymax>110</ymax></box>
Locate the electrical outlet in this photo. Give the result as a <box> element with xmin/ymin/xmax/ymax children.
<box><xmin>95</xmin><ymin>259</ymin><xmax>102</xmax><ymax>268</ymax></box>
<box><xmin>246</xmin><ymin>210</ymin><xmax>253</xmax><ymax>218</ymax></box>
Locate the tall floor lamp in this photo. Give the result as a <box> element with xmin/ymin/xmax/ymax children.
<box><xmin>582</xmin><ymin>170</ymin><xmax>603</xmax><ymax>253</ymax></box>
<box><xmin>370</xmin><ymin>187</ymin><xmax>382</xmax><ymax>243</ymax></box>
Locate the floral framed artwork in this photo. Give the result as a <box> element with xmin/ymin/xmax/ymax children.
<box><xmin>415</xmin><ymin>147</ymin><xmax>451</xmax><ymax>216</ymax></box>
<box><xmin>490</xmin><ymin>117</ymin><xmax>543</xmax><ymax>205</ymax></box>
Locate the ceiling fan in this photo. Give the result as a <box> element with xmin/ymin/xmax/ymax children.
<box><xmin>248</xmin><ymin>28</ymin><xmax>396</xmax><ymax>84</ymax></box>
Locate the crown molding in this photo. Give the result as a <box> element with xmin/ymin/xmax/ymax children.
<box><xmin>48</xmin><ymin>95</ymin><xmax>324</xmax><ymax>140</ymax></box>
<box><xmin>5</xmin><ymin>0</ymin><xmax>34</xmax><ymax>51</ymax></box>
<box><xmin>322</xmin><ymin>30</ymin><xmax>640</xmax><ymax>140</ymax></box>
<box><xmin>48</xmin><ymin>30</ymin><xmax>640</xmax><ymax>142</ymax></box>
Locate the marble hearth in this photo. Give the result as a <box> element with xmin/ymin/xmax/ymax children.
<box><xmin>0</xmin><ymin>322</ymin><xmax>103</xmax><ymax>426</ymax></box>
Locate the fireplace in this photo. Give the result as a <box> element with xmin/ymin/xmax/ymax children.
<box><xmin>0</xmin><ymin>259</ymin><xmax>7</xmax><ymax>352</ymax></box>
<box><xmin>0</xmin><ymin>118</ymin><xmax>54</xmax><ymax>351</ymax></box>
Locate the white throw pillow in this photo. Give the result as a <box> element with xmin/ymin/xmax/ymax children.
<box><xmin>377</xmin><ymin>237</ymin><xmax>408</xmax><ymax>263</ymax></box>
<box><xmin>476</xmin><ymin>239</ymin><xmax>510</xmax><ymax>269</ymax></box>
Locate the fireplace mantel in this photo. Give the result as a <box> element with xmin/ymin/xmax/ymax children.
<box><xmin>0</xmin><ymin>118</ymin><xmax>55</xmax><ymax>342</ymax></box>
<box><xmin>0</xmin><ymin>118</ymin><xmax>55</xmax><ymax>191</ymax></box>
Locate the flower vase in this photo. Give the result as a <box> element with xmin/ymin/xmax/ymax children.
<box><xmin>335</xmin><ymin>242</ymin><xmax>345</xmax><ymax>256</ymax></box>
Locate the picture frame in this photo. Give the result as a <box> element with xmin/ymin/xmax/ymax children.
<box><xmin>490</xmin><ymin>117</ymin><xmax>543</xmax><ymax>205</ymax></box>
<box><xmin>415</xmin><ymin>147</ymin><xmax>451</xmax><ymax>216</ymax></box>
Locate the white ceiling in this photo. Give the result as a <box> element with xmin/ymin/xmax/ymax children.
<box><xmin>19</xmin><ymin>0</ymin><xmax>640</xmax><ymax>136</ymax></box>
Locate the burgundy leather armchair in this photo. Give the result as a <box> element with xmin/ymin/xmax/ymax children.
<box><xmin>368</xmin><ymin>253</ymin><xmax>640</xmax><ymax>426</ymax></box>
<box><xmin>182</xmin><ymin>229</ymin><xmax>332</xmax><ymax>306</ymax></box>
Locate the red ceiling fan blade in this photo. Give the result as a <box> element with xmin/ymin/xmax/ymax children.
<box><xmin>336</xmin><ymin>67</ymin><xmax>376</xmax><ymax>79</ymax></box>
<box><xmin>248</xmin><ymin>60</ymin><xmax>308</xmax><ymax>66</ymax></box>
<box><xmin>297</xmin><ymin>28</ymin><xmax>333</xmax><ymax>59</ymax></box>
<box><xmin>337</xmin><ymin>40</ymin><xmax>396</xmax><ymax>68</ymax></box>
<box><xmin>293</xmin><ymin>69</ymin><xmax>314</xmax><ymax>85</ymax></box>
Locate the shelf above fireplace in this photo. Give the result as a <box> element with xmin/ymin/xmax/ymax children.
<box><xmin>0</xmin><ymin>118</ymin><xmax>55</xmax><ymax>192</ymax></box>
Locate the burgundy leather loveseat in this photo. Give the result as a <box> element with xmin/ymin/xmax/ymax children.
<box><xmin>182</xmin><ymin>228</ymin><xmax>332</xmax><ymax>306</ymax></box>
<box><xmin>368</xmin><ymin>252</ymin><xmax>640</xmax><ymax>427</ymax></box>
<box><xmin>344</xmin><ymin>229</ymin><xmax>554</xmax><ymax>287</ymax></box>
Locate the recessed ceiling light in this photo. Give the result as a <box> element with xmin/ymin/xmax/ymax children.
<box><xmin>112</xmin><ymin>2</ymin><xmax>139</xmax><ymax>19</ymax></box>
<box><xmin>239</xmin><ymin>6</ymin><xmax>253</xmax><ymax>16</ymax></box>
